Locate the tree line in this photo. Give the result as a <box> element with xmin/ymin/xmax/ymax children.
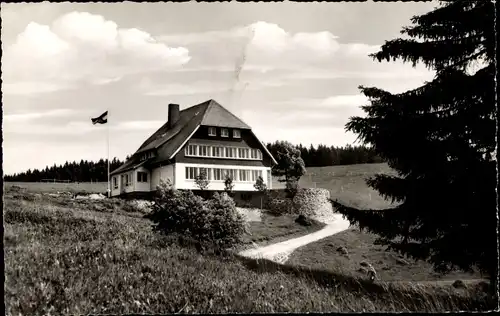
<box><xmin>4</xmin><ymin>143</ymin><xmax>382</xmax><ymax>182</ymax></box>
<box><xmin>266</xmin><ymin>142</ymin><xmax>383</xmax><ymax>167</ymax></box>
<box><xmin>4</xmin><ymin>158</ymin><xmax>126</xmax><ymax>183</ymax></box>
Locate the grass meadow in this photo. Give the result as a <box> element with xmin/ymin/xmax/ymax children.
<box><xmin>3</xmin><ymin>163</ymin><xmax>496</xmax><ymax>312</ymax></box>
<box><xmin>4</xmin><ymin>189</ymin><xmax>494</xmax><ymax>313</ymax></box>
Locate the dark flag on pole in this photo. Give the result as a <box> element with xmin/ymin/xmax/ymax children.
<box><xmin>91</xmin><ymin>111</ymin><xmax>108</xmax><ymax>125</ymax></box>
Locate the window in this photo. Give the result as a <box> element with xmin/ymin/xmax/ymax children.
<box><xmin>208</xmin><ymin>127</ymin><xmax>217</xmax><ymax>136</ymax></box>
<box><xmin>238</xmin><ymin>148</ymin><xmax>249</xmax><ymax>159</ymax></box>
<box><xmin>199</xmin><ymin>145</ymin><xmax>209</xmax><ymax>157</ymax></box>
<box><xmin>223</xmin><ymin>169</ymin><xmax>236</xmax><ymax>181</ymax></box>
<box><xmin>233</xmin><ymin>129</ymin><xmax>241</xmax><ymax>138</ymax></box>
<box><xmin>252</xmin><ymin>170</ymin><xmax>263</xmax><ymax>182</ymax></box>
<box><xmin>199</xmin><ymin>168</ymin><xmax>211</xmax><ymax>180</ymax></box>
<box><xmin>183</xmin><ymin>144</ymin><xmax>262</xmax><ymax>160</ymax></box>
<box><xmin>125</xmin><ymin>174</ymin><xmax>131</xmax><ymax>186</ymax></box>
<box><xmin>113</xmin><ymin>177</ymin><xmax>118</xmax><ymax>189</ymax></box>
<box><xmin>137</xmin><ymin>172</ymin><xmax>148</xmax><ymax>183</ymax></box>
<box><xmin>212</xmin><ymin>146</ymin><xmax>222</xmax><ymax>157</ymax></box>
<box><xmin>185</xmin><ymin>167</ymin><xmax>198</xmax><ymax>180</ymax></box>
<box><xmin>239</xmin><ymin>170</ymin><xmax>250</xmax><ymax>182</ymax></box>
<box><xmin>185</xmin><ymin>144</ymin><xmax>197</xmax><ymax>156</ymax></box>
<box><xmin>213</xmin><ymin>168</ymin><xmax>222</xmax><ymax>180</ymax></box>
<box><xmin>221</xmin><ymin>128</ymin><xmax>229</xmax><ymax>137</ymax></box>
<box><xmin>251</xmin><ymin>149</ymin><xmax>258</xmax><ymax>159</ymax></box>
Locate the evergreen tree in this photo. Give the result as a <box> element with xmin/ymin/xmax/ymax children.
<box><xmin>331</xmin><ymin>0</ymin><xmax>497</xmax><ymax>295</ymax></box>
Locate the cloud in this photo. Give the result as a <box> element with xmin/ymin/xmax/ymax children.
<box><xmin>3</xmin><ymin>108</ymin><xmax>76</xmax><ymax>122</ymax></box>
<box><xmin>113</xmin><ymin>120</ymin><xmax>165</xmax><ymax>131</ymax></box>
<box><xmin>160</xmin><ymin>21</ymin><xmax>433</xmax><ymax>84</ymax></box>
<box><xmin>1</xmin><ymin>82</ymin><xmax>76</xmax><ymax>95</ymax></box>
<box><xmin>2</xmin><ymin>11</ymin><xmax>191</xmax><ymax>95</ymax></box>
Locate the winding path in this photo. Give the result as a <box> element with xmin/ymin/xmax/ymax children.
<box><xmin>239</xmin><ymin>214</ymin><xmax>351</xmax><ymax>264</ymax></box>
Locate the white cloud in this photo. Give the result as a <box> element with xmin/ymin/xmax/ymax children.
<box><xmin>142</xmin><ymin>81</ymin><xmax>232</xmax><ymax>96</ymax></box>
<box><xmin>1</xmin><ymin>82</ymin><xmax>76</xmax><ymax>95</ymax></box>
<box><xmin>113</xmin><ymin>120</ymin><xmax>165</xmax><ymax>131</ymax></box>
<box><xmin>268</xmin><ymin>95</ymin><xmax>369</xmax><ymax>111</ymax></box>
<box><xmin>2</xmin><ymin>11</ymin><xmax>191</xmax><ymax>94</ymax></box>
<box><xmin>3</xmin><ymin>109</ymin><xmax>76</xmax><ymax>122</ymax></box>
<box><xmin>160</xmin><ymin>21</ymin><xmax>434</xmax><ymax>84</ymax></box>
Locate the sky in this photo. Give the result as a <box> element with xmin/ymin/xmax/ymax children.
<box><xmin>1</xmin><ymin>1</ymin><xmax>438</xmax><ymax>175</ymax></box>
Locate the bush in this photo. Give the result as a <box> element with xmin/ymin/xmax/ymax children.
<box><xmin>147</xmin><ymin>181</ymin><xmax>245</xmax><ymax>251</ymax></box>
<box><xmin>204</xmin><ymin>192</ymin><xmax>246</xmax><ymax>249</ymax></box>
<box><xmin>254</xmin><ymin>176</ymin><xmax>268</xmax><ymax>192</ymax></box>
<box><xmin>267</xmin><ymin>198</ymin><xmax>294</xmax><ymax>216</ymax></box>
<box><xmin>292</xmin><ymin>188</ymin><xmax>333</xmax><ymax>219</ymax></box>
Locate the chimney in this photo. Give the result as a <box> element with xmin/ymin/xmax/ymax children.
<box><xmin>168</xmin><ymin>103</ymin><xmax>180</xmax><ymax>128</ymax></box>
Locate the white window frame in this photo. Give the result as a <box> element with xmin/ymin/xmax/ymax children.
<box><xmin>185</xmin><ymin>167</ymin><xmax>264</xmax><ymax>183</ymax></box>
<box><xmin>113</xmin><ymin>177</ymin><xmax>118</xmax><ymax>189</ymax></box>
<box><xmin>233</xmin><ymin>129</ymin><xmax>241</xmax><ymax>138</ymax></box>
<box><xmin>221</xmin><ymin>128</ymin><xmax>229</xmax><ymax>137</ymax></box>
<box><xmin>208</xmin><ymin>127</ymin><xmax>217</xmax><ymax>136</ymax></box>
<box><xmin>137</xmin><ymin>171</ymin><xmax>148</xmax><ymax>183</ymax></box>
<box><xmin>185</xmin><ymin>143</ymin><xmax>263</xmax><ymax>161</ymax></box>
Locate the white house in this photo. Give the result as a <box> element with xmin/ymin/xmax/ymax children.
<box><xmin>110</xmin><ymin>99</ymin><xmax>277</xmax><ymax>198</ymax></box>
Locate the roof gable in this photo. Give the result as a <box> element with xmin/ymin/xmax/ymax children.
<box><xmin>200</xmin><ymin>100</ymin><xmax>251</xmax><ymax>129</ymax></box>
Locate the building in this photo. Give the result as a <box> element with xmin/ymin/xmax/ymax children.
<box><xmin>109</xmin><ymin>99</ymin><xmax>277</xmax><ymax>198</ymax></box>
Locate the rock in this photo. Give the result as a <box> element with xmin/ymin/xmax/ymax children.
<box><xmin>336</xmin><ymin>246</ymin><xmax>349</xmax><ymax>256</ymax></box>
<box><xmin>452</xmin><ymin>280</ymin><xmax>467</xmax><ymax>289</ymax></box>
<box><xmin>396</xmin><ymin>257</ymin><xmax>409</xmax><ymax>265</ymax></box>
<box><xmin>360</xmin><ymin>260</ymin><xmax>371</xmax><ymax>268</ymax></box>
<box><xmin>358</xmin><ymin>267</ymin><xmax>368</xmax><ymax>274</ymax></box>
<box><xmin>10</xmin><ymin>185</ymin><xmax>22</xmax><ymax>192</ymax></box>
<box><xmin>295</xmin><ymin>214</ymin><xmax>312</xmax><ymax>226</ymax></box>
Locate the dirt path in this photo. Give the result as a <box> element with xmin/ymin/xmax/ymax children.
<box><xmin>239</xmin><ymin>213</ymin><xmax>350</xmax><ymax>264</ymax></box>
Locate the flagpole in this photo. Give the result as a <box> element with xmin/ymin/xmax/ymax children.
<box><xmin>107</xmin><ymin>110</ymin><xmax>110</xmax><ymax>198</ymax></box>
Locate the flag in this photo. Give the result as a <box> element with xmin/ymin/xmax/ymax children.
<box><xmin>91</xmin><ymin>111</ymin><xmax>108</xmax><ymax>125</ymax></box>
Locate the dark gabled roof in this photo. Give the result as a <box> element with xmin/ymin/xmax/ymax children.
<box><xmin>201</xmin><ymin>100</ymin><xmax>251</xmax><ymax>129</ymax></box>
<box><xmin>110</xmin><ymin>99</ymin><xmax>274</xmax><ymax>176</ymax></box>
<box><xmin>110</xmin><ymin>159</ymin><xmax>150</xmax><ymax>176</ymax></box>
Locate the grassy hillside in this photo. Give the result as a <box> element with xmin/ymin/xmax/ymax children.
<box><xmin>4</xmin><ymin>189</ymin><xmax>492</xmax><ymax>313</ymax></box>
<box><xmin>4</xmin><ymin>181</ymin><xmax>108</xmax><ymax>194</ymax></box>
<box><xmin>286</xmin><ymin>226</ymin><xmax>485</xmax><ymax>282</ymax></box>
<box><xmin>6</xmin><ymin>163</ymin><xmax>392</xmax><ymax>207</ymax></box>
<box><xmin>273</xmin><ymin>163</ymin><xmax>395</xmax><ymax>209</ymax></box>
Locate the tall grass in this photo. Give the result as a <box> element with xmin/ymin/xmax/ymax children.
<box><xmin>4</xmin><ymin>191</ymin><xmax>494</xmax><ymax>313</ymax></box>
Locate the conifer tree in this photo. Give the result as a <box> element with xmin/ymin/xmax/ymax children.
<box><xmin>332</xmin><ymin>0</ymin><xmax>497</xmax><ymax>294</ymax></box>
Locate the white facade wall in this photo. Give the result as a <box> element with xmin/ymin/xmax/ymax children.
<box><xmin>174</xmin><ymin>162</ymin><xmax>271</xmax><ymax>191</ymax></box>
<box><xmin>110</xmin><ymin>162</ymin><xmax>271</xmax><ymax>196</ymax></box>
<box><xmin>151</xmin><ymin>164</ymin><xmax>174</xmax><ymax>190</ymax></box>
<box><xmin>110</xmin><ymin>170</ymin><xmax>135</xmax><ymax>197</ymax></box>
<box><xmin>134</xmin><ymin>166</ymin><xmax>150</xmax><ymax>192</ymax></box>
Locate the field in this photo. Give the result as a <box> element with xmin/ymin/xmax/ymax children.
<box><xmin>4</xmin><ymin>181</ymin><xmax>108</xmax><ymax>194</ymax></box>
<box><xmin>286</xmin><ymin>226</ymin><xmax>485</xmax><ymax>282</ymax></box>
<box><xmin>5</xmin><ymin>163</ymin><xmax>393</xmax><ymax>209</ymax></box>
<box><xmin>3</xmin><ymin>188</ymin><xmax>493</xmax><ymax>313</ymax></box>
<box><xmin>4</xmin><ymin>163</ymin><xmax>495</xmax><ymax>312</ymax></box>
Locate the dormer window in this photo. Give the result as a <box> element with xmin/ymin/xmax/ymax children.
<box><xmin>208</xmin><ymin>127</ymin><xmax>216</xmax><ymax>136</ymax></box>
<box><xmin>221</xmin><ymin>128</ymin><xmax>229</xmax><ymax>137</ymax></box>
<box><xmin>141</xmin><ymin>151</ymin><xmax>155</xmax><ymax>161</ymax></box>
<box><xmin>233</xmin><ymin>129</ymin><xmax>241</xmax><ymax>138</ymax></box>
